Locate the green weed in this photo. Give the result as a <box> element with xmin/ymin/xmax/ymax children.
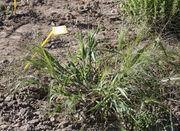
<box><xmin>24</xmin><ymin>29</ymin><xmax>179</xmax><ymax>130</ymax></box>
<box><xmin>119</xmin><ymin>0</ymin><xmax>180</xmax><ymax>25</ymax></box>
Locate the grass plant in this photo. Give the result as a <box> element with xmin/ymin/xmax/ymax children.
<box><xmin>25</xmin><ymin>28</ymin><xmax>180</xmax><ymax>130</ymax></box>
<box><xmin>119</xmin><ymin>0</ymin><xmax>180</xmax><ymax>25</ymax></box>
<box><xmin>0</xmin><ymin>0</ymin><xmax>18</xmax><ymax>14</ymax></box>
<box><xmin>0</xmin><ymin>0</ymin><xmax>178</xmax><ymax>130</ymax></box>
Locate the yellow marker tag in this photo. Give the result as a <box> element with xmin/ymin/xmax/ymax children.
<box><xmin>52</xmin><ymin>26</ymin><xmax>68</xmax><ymax>35</ymax></box>
<box><xmin>24</xmin><ymin>25</ymin><xmax>68</xmax><ymax>70</ymax></box>
<box><xmin>14</xmin><ymin>0</ymin><xmax>17</xmax><ymax>14</ymax></box>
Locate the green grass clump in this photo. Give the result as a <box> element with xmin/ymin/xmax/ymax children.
<box><xmin>25</xmin><ymin>29</ymin><xmax>179</xmax><ymax>130</ymax></box>
<box><xmin>119</xmin><ymin>0</ymin><xmax>180</xmax><ymax>25</ymax></box>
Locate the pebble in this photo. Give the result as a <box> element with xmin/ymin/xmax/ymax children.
<box><xmin>28</xmin><ymin>119</ymin><xmax>40</xmax><ymax>125</ymax></box>
<box><xmin>13</xmin><ymin>123</ymin><xmax>21</xmax><ymax>127</ymax></box>
<box><xmin>4</xmin><ymin>96</ymin><xmax>11</xmax><ymax>102</ymax></box>
<box><xmin>0</xmin><ymin>124</ymin><xmax>8</xmax><ymax>129</ymax></box>
<box><xmin>20</xmin><ymin>124</ymin><xmax>32</xmax><ymax>130</ymax></box>
<box><xmin>43</xmin><ymin>121</ymin><xmax>52</xmax><ymax>126</ymax></box>
<box><xmin>50</xmin><ymin>117</ymin><xmax>55</xmax><ymax>122</ymax></box>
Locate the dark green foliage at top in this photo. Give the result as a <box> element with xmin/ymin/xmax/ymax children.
<box><xmin>120</xmin><ymin>0</ymin><xmax>180</xmax><ymax>24</ymax></box>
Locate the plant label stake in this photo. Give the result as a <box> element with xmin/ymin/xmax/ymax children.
<box><xmin>13</xmin><ymin>0</ymin><xmax>16</xmax><ymax>14</ymax></box>
<box><xmin>24</xmin><ymin>26</ymin><xmax>68</xmax><ymax>70</ymax></box>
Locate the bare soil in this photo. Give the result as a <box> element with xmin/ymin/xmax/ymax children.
<box><xmin>0</xmin><ymin>0</ymin><xmax>122</xmax><ymax>62</ymax></box>
<box><xmin>0</xmin><ymin>0</ymin><xmax>123</xmax><ymax>130</ymax></box>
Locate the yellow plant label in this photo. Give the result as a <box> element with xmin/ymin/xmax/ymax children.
<box><xmin>24</xmin><ymin>25</ymin><xmax>68</xmax><ymax>70</ymax></box>
<box><xmin>52</xmin><ymin>26</ymin><xmax>68</xmax><ymax>35</ymax></box>
<box><xmin>14</xmin><ymin>0</ymin><xmax>17</xmax><ymax>14</ymax></box>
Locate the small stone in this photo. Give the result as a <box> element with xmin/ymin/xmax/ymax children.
<box><xmin>50</xmin><ymin>117</ymin><xmax>55</xmax><ymax>122</ymax></box>
<box><xmin>0</xmin><ymin>125</ymin><xmax>8</xmax><ymax>129</ymax></box>
<box><xmin>20</xmin><ymin>124</ymin><xmax>31</xmax><ymax>130</ymax></box>
<box><xmin>19</xmin><ymin>102</ymin><xmax>29</xmax><ymax>108</ymax></box>
<box><xmin>28</xmin><ymin>119</ymin><xmax>40</xmax><ymax>125</ymax></box>
<box><xmin>38</xmin><ymin>125</ymin><xmax>51</xmax><ymax>130</ymax></box>
<box><xmin>13</xmin><ymin>123</ymin><xmax>21</xmax><ymax>127</ymax></box>
<box><xmin>4</xmin><ymin>96</ymin><xmax>11</xmax><ymax>102</ymax></box>
<box><xmin>34</xmin><ymin>111</ymin><xmax>41</xmax><ymax>115</ymax></box>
